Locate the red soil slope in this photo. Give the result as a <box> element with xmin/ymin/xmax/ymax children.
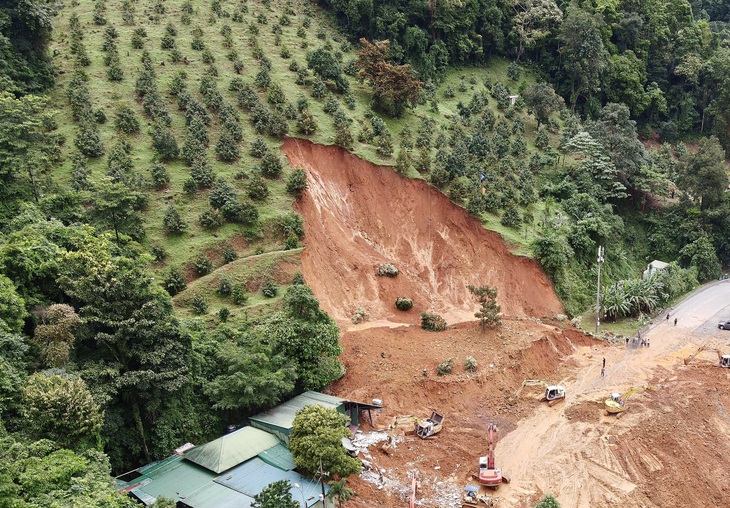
<box><xmin>282</xmin><ymin>138</ymin><xmax>562</xmax><ymax>326</ymax></box>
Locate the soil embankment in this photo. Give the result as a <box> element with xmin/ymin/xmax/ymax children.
<box><xmin>282</xmin><ymin>138</ymin><xmax>562</xmax><ymax>327</ymax></box>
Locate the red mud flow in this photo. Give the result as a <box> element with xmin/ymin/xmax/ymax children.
<box><xmin>282</xmin><ymin>138</ymin><xmax>562</xmax><ymax>327</ymax></box>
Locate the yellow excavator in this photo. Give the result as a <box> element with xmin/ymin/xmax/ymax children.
<box><xmin>515</xmin><ymin>380</ymin><xmax>566</xmax><ymax>406</ymax></box>
<box><xmin>684</xmin><ymin>346</ymin><xmax>730</xmax><ymax>367</ymax></box>
<box><xmin>604</xmin><ymin>385</ymin><xmax>654</xmax><ymax>415</ymax></box>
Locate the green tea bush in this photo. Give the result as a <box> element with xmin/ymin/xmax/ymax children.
<box><xmin>192</xmin><ymin>255</ymin><xmax>214</xmax><ymax>276</ymax></box>
<box><xmin>190</xmin><ymin>295</ymin><xmax>209</xmax><ymax>315</ymax></box>
<box><xmin>464</xmin><ymin>356</ymin><xmax>478</xmax><ymax>373</ymax></box>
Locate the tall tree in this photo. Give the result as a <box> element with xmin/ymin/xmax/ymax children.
<box><xmin>357</xmin><ymin>39</ymin><xmax>423</xmax><ymax>117</ymax></box>
<box><xmin>23</xmin><ymin>372</ymin><xmax>104</xmax><ymax>451</ymax></box>
<box><xmin>558</xmin><ymin>6</ymin><xmax>608</xmax><ymax>109</ymax></box>
<box><xmin>586</xmin><ymin>103</ymin><xmax>646</xmax><ymax>193</ymax></box>
<box><xmin>523</xmin><ymin>82</ymin><xmax>563</xmax><ymax>128</ymax></box>
<box><xmin>57</xmin><ymin>235</ymin><xmax>191</xmax><ymax>468</ymax></box>
<box><xmin>678</xmin><ymin>136</ymin><xmax>728</xmax><ymax>210</ymax></box>
<box><xmin>0</xmin><ymin>92</ymin><xmax>53</xmax><ymax>225</ymax></box>
<box><xmin>88</xmin><ymin>178</ymin><xmax>145</xmax><ymax>244</ymax></box>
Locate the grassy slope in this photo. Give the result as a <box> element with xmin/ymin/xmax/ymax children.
<box><xmin>48</xmin><ymin>0</ymin><xmax>554</xmax><ymax>320</ymax></box>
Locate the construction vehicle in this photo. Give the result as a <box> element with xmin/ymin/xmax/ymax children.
<box><xmin>379</xmin><ymin>412</ymin><xmax>444</xmax><ymax>454</ymax></box>
<box><xmin>683</xmin><ymin>346</ymin><xmax>730</xmax><ymax>367</ymax></box>
<box><xmin>462</xmin><ymin>484</ymin><xmax>495</xmax><ymax>507</ymax></box>
<box><xmin>478</xmin><ymin>423</ymin><xmax>510</xmax><ymax>487</ymax></box>
<box><xmin>604</xmin><ymin>386</ymin><xmax>653</xmax><ymax>415</ymax></box>
<box><xmin>415</xmin><ymin>412</ymin><xmax>444</xmax><ymax>438</ymax></box>
<box><xmin>515</xmin><ymin>379</ymin><xmax>566</xmax><ymax>406</ymax></box>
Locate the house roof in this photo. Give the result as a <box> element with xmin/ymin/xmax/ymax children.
<box><xmin>117</xmin><ymin>455</ymin><xmax>217</xmax><ymax>506</ymax></box>
<box><xmin>183</xmin><ymin>426</ymin><xmax>280</xmax><ymax>474</ymax></box>
<box><xmin>215</xmin><ymin>457</ymin><xmax>327</xmax><ymax>508</ymax></box>
<box><xmin>649</xmin><ymin>260</ymin><xmax>669</xmax><ymax>269</ymax></box>
<box><xmin>258</xmin><ymin>443</ymin><xmax>297</xmax><ymax>471</ymax></box>
<box><xmin>249</xmin><ymin>391</ymin><xmax>346</xmax><ymax>431</ymax></box>
<box><xmin>179</xmin><ymin>481</ymin><xmax>254</xmax><ymax>508</ymax></box>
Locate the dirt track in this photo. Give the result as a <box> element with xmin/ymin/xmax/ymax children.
<box><xmin>281</xmin><ymin>140</ymin><xmax>730</xmax><ymax>508</ymax></box>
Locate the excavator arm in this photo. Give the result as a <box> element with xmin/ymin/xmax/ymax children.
<box><xmin>514</xmin><ymin>380</ymin><xmax>547</xmax><ymax>397</ymax></box>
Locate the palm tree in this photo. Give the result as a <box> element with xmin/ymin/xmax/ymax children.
<box><xmin>327</xmin><ymin>479</ymin><xmax>355</xmax><ymax>508</ymax></box>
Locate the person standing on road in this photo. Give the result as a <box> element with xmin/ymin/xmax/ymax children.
<box><xmin>674</xmin><ymin>317</ymin><xmax>678</xmax><ymax>326</ymax></box>
<box><xmin>666</xmin><ymin>313</ymin><xmax>670</xmax><ymax>321</ymax></box>
<box><xmin>602</xmin><ymin>357</ymin><xmax>606</xmax><ymax>369</ymax></box>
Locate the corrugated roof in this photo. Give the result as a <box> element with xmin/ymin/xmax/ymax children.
<box><xmin>258</xmin><ymin>443</ymin><xmax>296</xmax><ymax>471</ymax></box>
<box><xmin>119</xmin><ymin>455</ymin><xmax>217</xmax><ymax>506</ymax></box>
<box><xmin>250</xmin><ymin>391</ymin><xmax>345</xmax><ymax>430</ymax></box>
<box><xmin>215</xmin><ymin>457</ymin><xmax>327</xmax><ymax>508</ymax></box>
<box><xmin>184</xmin><ymin>426</ymin><xmax>280</xmax><ymax>474</ymax></box>
<box><xmin>180</xmin><ymin>481</ymin><xmax>254</xmax><ymax>508</ymax></box>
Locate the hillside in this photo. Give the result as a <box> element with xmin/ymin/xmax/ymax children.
<box><xmin>2</xmin><ymin>0</ymin><xmax>730</xmax><ymax>506</ymax></box>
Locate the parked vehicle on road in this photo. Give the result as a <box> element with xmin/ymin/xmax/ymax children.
<box><xmin>719</xmin><ymin>320</ymin><xmax>730</xmax><ymax>330</ymax></box>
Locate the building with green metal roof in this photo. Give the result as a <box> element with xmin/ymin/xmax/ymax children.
<box><xmin>249</xmin><ymin>391</ymin><xmax>347</xmax><ymax>445</ymax></box>
<box><xmin>183</xmin><ymin>426</ymin><xmax>280</xmax><ymax>474</ymax></box>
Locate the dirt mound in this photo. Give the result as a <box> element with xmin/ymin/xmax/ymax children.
<box><xmin>282</xmin><ymin>139</ymin><xmax>562</xmax><ymax>327</ymax></box>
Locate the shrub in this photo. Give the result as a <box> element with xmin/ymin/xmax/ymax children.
<box><xmin>421</xmin><ymin>312</ymin><xmax>447</xmax><ymax>331</ymax></box>
<box><xmin>190</xmin><ymin>295</ymin><xmax>209</xmax><ymax>315</ymax></box>
<box><xmin>164</xmin><ymin>267</ymin><xmax>187</xmax><ymax>295</ymax></box>
<box><xmin>261</xmin><ymin>279</ymin><xmax>278</xmax><ymax>298</ymax></box>
<box><xmin>209</xmin><ymin>178</ymin><xmax>236</xmax><ymax>209</ymax></box>
<box><xmin>376</xmin><ymin>263</ymin><xmax>399</xmax><ymax>277</ymax></box>
<box><xmin>198</xmin><ymin>209</ymin><xmax>224</xmax><ymax>228</ymax></box>
<box><xmin>163</xmin><ymin>205</ymin><xmax>187</xmax><ymax>234</ymax></box>
<box><xmin>297</xmin><ymin>109</ymin><xmax>318</xmax><ymax>135</ymax></box>
<box><xmin>218</xmin><ymin>307</ymin><xmax>230</xmax><ymax>322</ymax></box>
<box><xmin>249</xmin><ymin>138</ymin><xmax>269</xmax><ymax>158</ymax></box>
<box><xmin>464</xmin><ymin>356</ymin><xmax>478</xmax><ymax>373</ymax></box>
<box><xmin>436</xmin><ymin>357</ymin><xmax>454</xmax><ymax>375</ymax></box>
<box><xmin>215</xmin><ymin>129</ymin><xmax>240</xmax><ymax>161</ymax></box>
<box><xmin>395</xmin><ymin>297</ymin><xmax>413</xmax><ymax>311</ymax></box>
<box><xmin>231</xmin><ymin>285</ymin><xmax>248</xmax><ymax>305</ymax></box>
<box><xmin>191</xmin><ymin>158</ymin><xmax>215</xmax><ymax>188</ymax></box>
<box><xmin>351</xmin><ymin>306</ymin><xmax>369</xmax><ymax>324</ymax></box>
<box><xmin>260</xmin><ymin>152</ymin><xmax>283</xmax><ymax>178</ymax></box>
<box><xmin>192</xmin><ymin>255</ymin><xmax>214</xmax><ymax>276</ymax></box>
<box><xmin>75</xmin><ymin>125</ymin><xmax>104</xmax><ymax>157</ymax></box>
<box><xmin>223</xmin><ymin>200</ymin><xmax>259</xmax><ymax>224</ymax></box>
<box><xmin>217</xmin><ymin>276</ymin><xmax>234</xmax><ymax>296</ymax></box>
<box><xmin>246</xmin><ymin>174</ymin><xmax>270</xmax><ymax>201</ymax></box>
<box><xmin>151</xmin><ymin>162</ymin><xmax>170</xmax><ymax>189</ymax></box>
<box><xmin>151</xmin><ymin>124</ymin><xmax>179</xmax><ymax>161</ymax></box>
<box><xmin>150</xmin><ymin>244</ymin><xmax>167</xmax><ymax>262</ymax></box>
<box><xmin>222</xmin><ymin>245</ymin><xmax>238</xmax><ymax>263</ymax></box>
<box><xmin>278</xmin><ymin>212</ymin><xmax>304</xmax><ymax>238</ymax></box>
<box><xmin>286</xmin><ymin>168</ymin><xmax>308</xmax><ymax>195</ymax></box>
<box><xmin>115</xmin><ymin>106</ymin><xmax>140</xmax><ymax>134</ymax></box>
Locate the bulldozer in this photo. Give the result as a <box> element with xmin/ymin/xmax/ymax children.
<box><xmin>515</xmin><ymin>379</ymin><xmax>566</xmax><ymax>406</ymax></box>
<box><xmin>604</xmin><ymin>385</ymin><xmax>654</xmax><ymax>415</ymax></box>
<box><xmin>415</xmin><ymin>411</ymin><xmax>443</xmax><ymax>438</ymax></box>
<box><xmin>379</xmin><ymin>412</ymin><xmax>444</xmax><ymax>454</ymax></box>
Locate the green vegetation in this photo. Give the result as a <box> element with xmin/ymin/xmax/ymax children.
<box><xmin>1</xmin><ymin>0</ymin><xmax>730</xmax><ymax>501</ymax></box>
<box><xmin>289</xmin><ymin>405</ymin><xmax>362</xmax><ymax>478</ymax></box>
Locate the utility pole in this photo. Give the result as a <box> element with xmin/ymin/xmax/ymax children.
<box><xmin>317</xmin><ymin>457</ymin><xmax>328</xmax><ymax>507</ymax></box>
<box><xmin>595</xmin><ymin>245</ymin><xmax>604</xmax><ymax>335</ymax></box>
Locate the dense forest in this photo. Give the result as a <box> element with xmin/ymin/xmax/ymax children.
<box><xmin>0</xmin><ymin>0</ymin><xmax>729</xmax><ymax>504</ymax></box>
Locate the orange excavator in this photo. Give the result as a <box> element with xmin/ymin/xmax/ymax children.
<box><xmin>478</xmin><ymin>423</ymin><xmax>510</xmax><ymax>487</ymax></box>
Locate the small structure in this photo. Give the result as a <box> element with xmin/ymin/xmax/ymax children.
<box><xmin>508</xmin><ymin>94</ymin><xmax>519</xmax><ymax>106</ymax></box>
<box><xmin>250</xmin><ymin>391</ymin><xmax>382</xmax><ymax>445</ymax></box>
<box><xmin>643</xmin><ymin>260</ymin><xmax>669</xmax><ymax>278</ymax></box>
<box><xmin>184</xmin><ymin>426</ymin><xmax>280</xmax><ymax>474</ymax></box>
